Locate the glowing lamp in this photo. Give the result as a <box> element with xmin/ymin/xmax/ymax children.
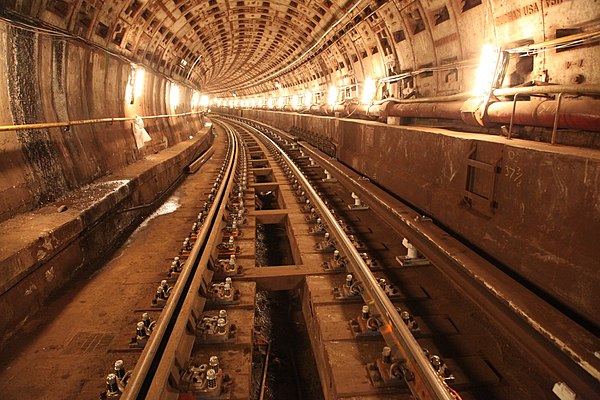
<box><xmin>473</xmin><ymin>44</ymin><xmax>500</xmax><ymax>97</ymax></box>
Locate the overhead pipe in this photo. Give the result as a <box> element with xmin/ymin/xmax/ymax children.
<box><xmin>303</xmin><ymin>85</ymin><xmax>600</xmax><ymax>133</ymax></box>
<box><xmin>372</xmin><ymin>92</ymin><xmax>473</xmax><ymax>105</ymax></box>
<box><xmin>485</xmin><ymin>97</ymin><xmax>600</xmax><ymax>133</ymax></box>
<box><xmin>343</xmin><ymin>102</ymin><xmax>386</xmax><ymax>119</ymax></box>
<box><xmin>234</xmin><ymin>84</ymin><xmax>600</xmax><ymax>133</ymax></box>
<box><xmin>381</xmin><ymin>97</ymin><xmax>600</xmax><ymax>133</ymax></box>
<box><xmin>506</xmin><ymin>30</ymin><xmax>600</xmax><ymax>55</ymax></box>
<box><xmin>383</xmin><ymin>101</ymin><xmax>464</xmax><ymax>121</ymax></box>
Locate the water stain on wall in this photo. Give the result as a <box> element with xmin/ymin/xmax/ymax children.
<box><xmin>7</xmin><ymin>27</ymin><xmax>68</xmax><ymax>206</ymax></box>
<box><xmin>51</xmin><ymin>38</ymin><xmax>99</xmax><ymax>185</ymax></box>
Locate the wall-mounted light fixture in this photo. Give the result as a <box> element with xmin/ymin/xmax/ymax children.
<box><xmin>361</xmin><ymin>77</ymin><xmax>377</xmax><ymax>104</ymax></box>
<box><xmin>473</xmin><ymin>44</ymin><xmax>500</xmax><ymax>97</ymax></box>
<box><xmin>327</xmin><ymin>86</ymin><xmax>338</xmax><ymax>106</ymax></box>
<box><xmin>303</xmin><ymin>90</ymin><xmax>312</xmax><ymax>107</ymax></box>
<box><xmin>200</xmin><ymin>95</ymin><xmax>209</xmax><ymax>107</ymax></box>
<box><xmin>169</xmin><ymin>83</ymin><xmax>180</xmax><ymax>110</ymax></box>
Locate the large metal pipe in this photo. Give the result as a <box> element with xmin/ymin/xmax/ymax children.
<box><xmin>342</xmin><ymin>103</ymin><xmax>385</xmax><ymax>119</ymax></box>
<box><xmin>346</xmin><ymin>97</ymin><xmax>600</xmax><ymax>133</ymax></box>
<box><xmin>485</xmin><ymin>98</ymin><xmax>600</xmax><ymax>132</ymax></box>
<box><xmin>385</xmin><ymin>101</ymin><xmax>464</xmax><ymax>120</ymax></box>
<box><xmin>237</xmin><ymin>89</ymin><xmax>600</xmax><ymax>133</ymax></box>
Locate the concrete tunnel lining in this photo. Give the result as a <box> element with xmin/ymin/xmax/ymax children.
<box><xmin>0</xmin><ymin>0</ymin><xmax>598</xmax><ymax>382</ymax></box>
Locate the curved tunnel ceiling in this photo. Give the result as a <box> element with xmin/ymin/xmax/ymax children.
<box><xmin>3</xmin><ymin>0</ymin><xmax>599</xmax><ymax>99</ymax></box>
<box><xmin>3</xmin><ymin>0</ymin><xmax>355</xmax><ymax>95</ymax></box>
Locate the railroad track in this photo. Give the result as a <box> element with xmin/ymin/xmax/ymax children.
<box><xmin>221</xmin><ymin>115</ymin><xmax>599</xmax><ymax>399</ymax></box>
<box><xmin>97</xmin><ymin>115</ymin><xmax>598</xmax><ymax>400</ymax></box>
<box><xmin>225</xmin><ymin>117</ymin><xmax>459</xmax><ymax>399</ymax></box>
<box><xmin>98</xmin><ymin>120</ymin><xmax>246</xmax><ymax>399</ymax></box>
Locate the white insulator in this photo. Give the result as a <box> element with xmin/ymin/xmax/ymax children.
<box><xmin>402</xmin><ymin>238</ymin><xmax>418</xmax><ymax>259</ymax></box>
<box><xmin>351</xmin><ymin>192</ymin><xmax>362</xmax><ymax>207</ymax></box>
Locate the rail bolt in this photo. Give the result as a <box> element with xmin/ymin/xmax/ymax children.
<box><xmin>378</xmin><ymin>278</ymin><xmax>387</xmax><ymax>290</ymax></box>
<box><xmin>382</xmin><ymin>346</ymin><xmax>392</xmax><ymax>364</ymax></box>
<box><xmin>136</xmin><ymin>322</ymin><xmax>147</xmax><ymax>338</ymax></box>
<box><xmin>430</xmin><ymin>355</ymin><xmax>441</xmax><ymax>371</ymax></box>
<box><xmin>161</xmin><ymin>280</ymin><xmax>169</xmax><ymax>292</ymax></box>
<box><xmin>209</xmin><ymin>356</ymin><xmax>219</xmax><ymax>373</ymax></box>
<box><xmin>217</xmin><ymin>318</ymin><xmax>227</xmax><ymax>334</ymax></box>
<box><xmin>114</xmin><ymin>360</ymin><xmax>125</xmax><ymax>380</ymax></box>
<box><xmin>142</xmin><ymin>313</ymin><xmax>151</xmax><ymax>328</ymax></box>
<box><xmin>346</xmin><ymin>274</ymin><xmax>353</xmax><ymax>287</ymax></box>
<box><xmin>106</xmin><ymin>373</ymin><xmax>119</xmax><ymax>394</ymax></box>
<box><xmin>362</xmin><ymin>305</ymin><xmax>370</xmax><ymax>320</ymax></box>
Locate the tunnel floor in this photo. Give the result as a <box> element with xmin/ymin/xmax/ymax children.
<box><xmin>0</xmin><ymin>128</ymin><xmax>230</xmax><ymax>399</ymax></box>
<box><xmin>0</xmin><ymin>122</ymin><xmax>574</xmax><ymax>400</ymax></box>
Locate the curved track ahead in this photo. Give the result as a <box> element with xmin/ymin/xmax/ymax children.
<box><xmin>114</xmin><ymin>115</ymin><xmax>598</xmax><ymax>400</ymax></box>
<box><xmin>122</xmin><ymin>120</ymin><xmax>241</xmax><ymax>399</ymax></box>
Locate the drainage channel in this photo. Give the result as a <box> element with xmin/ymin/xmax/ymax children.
<box><xmin>253</xmin><ymin>217</ymin><xmax>324</xmax><ymax>400</ymax></box>
<box><xmin>256</xmin><ymin>223</ymin><xmax>294</xmax><ymax>266</ymax></box>
<box><xmin>253</xmin><ymin>290</ymin><xmax>324</xmax><ymax>400</ymax></box>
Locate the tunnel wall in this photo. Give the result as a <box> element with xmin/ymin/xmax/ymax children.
<box><xmin>0</xmin><ymin>132</ymin><xmax>212</xmax><ymax>343</ymax></box>
<box><xmin>238</xmin><ymin>109</ymin><xmax>600</xmax><ymax>329</ymax></box>
<box><xmin>0</xmin><ymin>21</ymin><xmax>205</xmax><ymax>223</ymax></box>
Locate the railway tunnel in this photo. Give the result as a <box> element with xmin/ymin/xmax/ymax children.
<box><xmin>0</xmin><ymin>0</ymin><xmax>599</xmax><ymax>399</ymax></box>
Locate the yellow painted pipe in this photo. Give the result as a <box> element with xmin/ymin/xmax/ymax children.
<box><xmin>0</xmin><ymin>111</ymin><xmax>202</xmax><ymax>132</ymax></box>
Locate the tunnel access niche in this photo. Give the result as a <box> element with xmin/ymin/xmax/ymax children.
<box><xmin>255</xmin><ymin>213</ymin><xmax>301</xmax><ymax>267</ymax></box>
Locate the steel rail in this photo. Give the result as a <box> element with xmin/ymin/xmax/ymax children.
<box><xmin>221</xmin><ymin>115</ymin><xmax>600</xmax><ymax>397</ymax></box>
<box><xmin>227</xmin><ymin>116</ymin><xmax>455</xmax><ymax>400</ymax></box>
<box><xmin>294</xmin><ymin>140</ymin><xmax>600</xmax><ymax>393</ymax></box>
<box><xmin>249</xmin><ymin>117</ymin><xmax>600</xmax><ymax>388</ymax></box>
<box><xmin>145</xmin><ymin>122</ymin><xmax>240</xmax><ymax>399</ymax></box>
<box><xmin>121</xmin><ymin>120</ymin><xmax>238</xmax><ymax>399</ymax></box>
<box><xmin>142</xmin><ymin>121</ymin><xmax>241</xmax><ymax>399</ymax></box>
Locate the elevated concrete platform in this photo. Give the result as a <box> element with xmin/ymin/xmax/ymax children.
<box><xmin>236</xmin><ymin>109</ymin><xmax>600</xmax><ymax>330</ymax></box>
<box><xmin>0</xmin><ymin>130</ymin><xmax>213</xmax><ymax>343</ymax></box>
